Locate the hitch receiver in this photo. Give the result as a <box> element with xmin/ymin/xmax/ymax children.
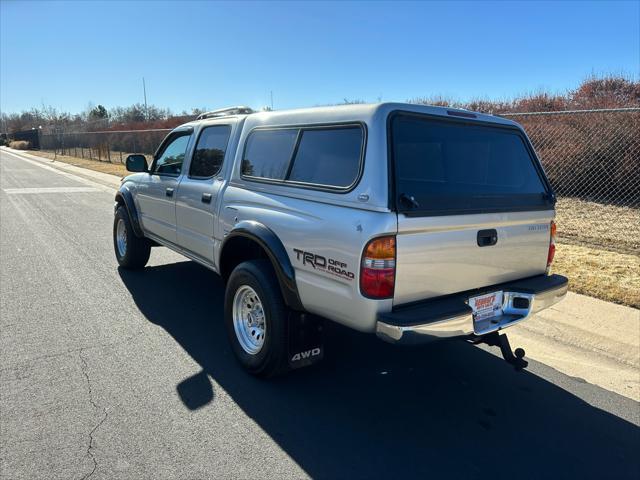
<box><xmin>472</xmin><ymin>332</ymin><xmax>528</xmax><ymax>370</ymax></box>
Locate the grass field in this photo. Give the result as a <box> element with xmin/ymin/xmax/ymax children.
<box><xmin>555</xmin><ymin>198</ymin><xmax>640</xmax><ymax>253</ymax></box>
<box><xmin>553</xmin><ymin>243</ymin><xmax>639</xmax><ymax>309</ymax></box>
<box><xmin>36</xmin><ymin>150</ymin><xmax>136</xmax><ymax>176</ymax></box>
<box><xmin>24</xmin><ymin>150</ymin><xmax>640</xmax><ymax>309</ymax></box>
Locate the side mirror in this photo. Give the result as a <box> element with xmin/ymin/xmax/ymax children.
<box><xmin>126</xmin><ymin>154</ymin><xmax>148</xmax><ymax>172</ymax></box>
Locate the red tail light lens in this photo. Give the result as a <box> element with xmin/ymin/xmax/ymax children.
<box><xmin>547</xmin><ymin>220</ymin><xmax>557</xmax><ymax>271</ymax></box>
<box><xmin>360</xmin><ymin>236</ymin><xmax>396</xmax><ymax>299</ymax></box>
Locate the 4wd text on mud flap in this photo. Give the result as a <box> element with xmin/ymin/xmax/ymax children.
<box><xmin>291</xmin><ymin>347</ymin><xmax>322</xmax><ymax>362</ymax></box>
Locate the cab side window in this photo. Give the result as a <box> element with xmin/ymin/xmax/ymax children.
<box><xmin>241</xmin><ymin>125</ymin><xmax>364</xmax><ymax>190</ymax></box>
<box><xmin>241</xmin><ymin>129</ymin><xmax>298</xmax><ymax>180</ymax></box>
<box><xmin>190</xmin><ymin>125</ymin><xmax>231</xmax><ymax>178</ymax></box>
<box><xmin>288</xmin><ymin>127</ymin><xmax>362</xmax><ymax>188</ymax></box>
<box><xmin>153</xmin><ymin>133</ymin><xmax>191</xmax><ymax>175</ymax></box>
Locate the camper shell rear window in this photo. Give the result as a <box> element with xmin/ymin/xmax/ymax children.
<box><xmin>389</xmin><ymin>112</ymin><xmax>553</xmax><ymax>216</ymax></box>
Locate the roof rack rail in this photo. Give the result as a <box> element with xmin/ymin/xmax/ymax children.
<box><xmin>196</xmin><ymin>106</ymin><xmax>254</xmax><ymax>120</ymax></box>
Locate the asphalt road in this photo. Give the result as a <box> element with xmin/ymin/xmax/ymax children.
<box><xmin>1</xmin><ymin>149</ymin><xmax>639</xmax><ymax>480</ymax></box>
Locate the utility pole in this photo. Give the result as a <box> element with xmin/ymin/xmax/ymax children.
<box><xmin>142</xmin><ymin>77</ymin><xmax>148</xmax><ymax>120</ymax></box>
<box><xmin>270</xmin><ymin>91</ymin><xmax>274</xmax><ymax>111</ymax></box>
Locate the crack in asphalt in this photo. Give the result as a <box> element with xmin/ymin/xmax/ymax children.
<box><xmin>0</xmin><ymin>333</ymin><xmax>145</xmax><ymax>375</ymax></box>
<box><xmin>2</xmin><ymin>327</ymin><xmax>144</xmax><ymax>478</ymax></box>
<box><xmin>2</xmin><ymin>326</ymin><xmax>146</xmax><ymax>478</ymax></box>
<box><xmin>79</xmin><ymin>348</ymin><xmax>108</xmax><ymax>480</ymax></box>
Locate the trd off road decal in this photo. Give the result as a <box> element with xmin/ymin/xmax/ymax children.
<box><xmin>293</xmin><ymin>248</ymin><xmax>355</xmax><ymax>281</ymax></box>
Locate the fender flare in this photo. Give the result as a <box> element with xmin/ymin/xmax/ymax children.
<box><xmin>221</xmin><ymin>221</ymin><xmax>304</xmax><ymax>311</ymax></box>
<box><xmin>115</xmin><ymin>187</ymin><xmax>144</xmax><ymax>238</ymax></box>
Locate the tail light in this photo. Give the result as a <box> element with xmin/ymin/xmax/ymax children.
<box><xmin>360</xmin><ymin>236</ymin><xmax>396</xmax><ymax>299</ymax></box>
<box><xmin>547</xmin><ymin>220</ymin><xmax>557</xmax><ymax>272</ymax></box>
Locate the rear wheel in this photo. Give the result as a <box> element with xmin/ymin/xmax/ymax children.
<box><xmin>224</xmin><ymin>260</ymin><xmax>290</xmax><ymax>377</ymax></box>
<box><xmin>113</xmin><ymin>205</ymin><xmax>151</xmax><ymax>269</ymax></box>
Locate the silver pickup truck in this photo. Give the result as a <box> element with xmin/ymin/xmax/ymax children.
<box><xmin>113</xmin><ymin>103</ymin><xmax>568</xmax><ymax>376</ymax></box>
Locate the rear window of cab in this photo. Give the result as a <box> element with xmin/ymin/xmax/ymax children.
<box><xmin>241</xmin><ymin>125</ymin><xmax>365</xmax><ymax>191</ymax></box>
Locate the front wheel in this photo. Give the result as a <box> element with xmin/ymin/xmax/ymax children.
<box><xmin>113</xmin><ymin>205</ymin><xmax>151</xmax><ymax>269</ymax></box>
<box><xmin>224</xmin><ymin>260</ymin><xmax>290</xmax><ymax>377</ymax></box>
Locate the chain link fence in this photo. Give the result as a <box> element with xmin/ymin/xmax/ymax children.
<box><xmin>39</xmin><ymin>128</ymin><xmax>171</xmax><ymax>164</ymax></box>
<box><xmin>502</xmin><ymin>108</ymin><xmax>639</xmax><ymax>253</ymax></box>
<box><xmin>37</xmin><ymin>108</ymin><xmax>639</xmax><ymax>253</ymax></box>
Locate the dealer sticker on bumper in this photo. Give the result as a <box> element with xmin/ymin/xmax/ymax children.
<box><xmin>469</xmin><ymin>291</ymin><xmax>504</xmax><ymax>321</ymax></box>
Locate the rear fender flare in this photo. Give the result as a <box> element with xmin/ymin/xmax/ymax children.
<box><xmin>221</xmin><ymin>221</ymin><xmax>303</xmax><ymax>311</ymax></box>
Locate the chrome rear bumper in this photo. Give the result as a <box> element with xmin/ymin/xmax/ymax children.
<box><xmin>376</xmin><ymin>274</ymin><xmax>568</xmax><ymax>345</ymax></box>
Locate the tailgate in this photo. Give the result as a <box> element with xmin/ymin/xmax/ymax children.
<box><xmin>394</xmin><ymin>211</ymin><xmax>553</xmax><ymax>305</ymax></box>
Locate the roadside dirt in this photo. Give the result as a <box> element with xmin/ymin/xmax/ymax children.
<box><xmin>34</xmin><ymin>150</ymin><xmax>129</xmax><ymax>176</ymax></box>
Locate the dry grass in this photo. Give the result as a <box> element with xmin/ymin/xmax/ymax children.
<box><xmin>9</xmin><ymin>140</ymin><xmax>30</xmax><ymax>150</ymax></box>
<box><xmin>35</xmin><ymin>150</ymin><xmax>129</xmax><ymax>176</ymax></box>
<box><xmin>556</xmin><ymin>198</ymin><xmax>640</xmax><ymax>253</ymax></box>
<box><xmin>553</xmin><ymin>242</ymin><xmax>640</xmax><ymax>309</ymax></box>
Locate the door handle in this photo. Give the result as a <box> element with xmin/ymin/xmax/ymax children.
<box><xmin>165</xmin><ymin>188</ymin><xmax>174</xmax><ymax>197</ymax></box>
<box><xmin>201</xmin><ymin>193</ymin><xmax>212</xmax><ymax>204</ymax></box>
<box><xmin>477</xmin><ymin>229</ymin><xmax>498</xmax><ymax>247</ymax></box>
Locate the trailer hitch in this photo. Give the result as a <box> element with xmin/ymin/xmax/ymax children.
<box><xmin>470</xmin><ymin>332</ymin><xmax>528</xmax><ymax>370</ymax></box>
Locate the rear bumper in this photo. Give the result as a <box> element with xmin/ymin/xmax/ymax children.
<box><xmin>376</xmin><ymin>274</ymin><xmax>568</xmax><ymax>345</ymax></box>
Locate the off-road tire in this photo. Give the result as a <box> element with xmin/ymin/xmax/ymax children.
<box><xmin>113</xmin><ymin>205</ymin><xmax>151</xmax><ymax>269</ymax></box>
<box><xmin>224</xmin><ymin>259</ymin><xmax>290</xmax><ymax>377</ymax></box>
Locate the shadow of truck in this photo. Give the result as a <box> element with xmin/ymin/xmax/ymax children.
<box><xmin>119</xmin><ymin>261</ymin><xmax>640</xmax><ymax>479</ymax></box>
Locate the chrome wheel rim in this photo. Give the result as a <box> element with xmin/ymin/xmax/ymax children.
<box><xmin>116</xmin><ymin>218</ymin><xmax>127</xmax><ymax>258</ymax></box>
<box><xmin>232</xmin><ymin>285</ymin><xmax>266</xmax><ymax>355</ymax></box>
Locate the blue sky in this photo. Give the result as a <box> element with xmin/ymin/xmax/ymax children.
<box><xmin>1</xmin><ymin>1</ymin><xmax>638</xmax><ymax>114</ymax></box>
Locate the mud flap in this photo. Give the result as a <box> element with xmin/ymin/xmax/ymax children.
<box><xmin>288</xmin><ymin>312</ymin><xmax>324</xmax><ymax>369</ymax></box>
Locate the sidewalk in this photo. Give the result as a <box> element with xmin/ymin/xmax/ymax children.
<box><xmin>509</xmin><ymin>292</ymin><xmax>639</xmax><ymax>401</ymax></box>
<box><xmin>3</xmin><ymin>147</ymin><xmax>640</xmax><ymax>401</ymax></box>
<box><xmin>1</xmin><ymin>147</ymin><xmax>121</xmax><ymax>190</ymax></box>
